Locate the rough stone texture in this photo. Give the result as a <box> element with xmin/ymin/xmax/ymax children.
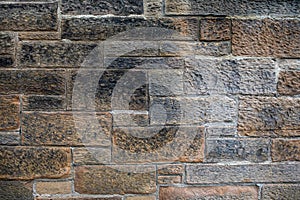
<box><xmin>261</xmin><ymin>184</ymin><xmax>300</xmax><ymax>200</ymax></box>
<box><xmin>205</xmin><ymin>124</ymin><xmax>237</xmax><ymax>138</ymax></box>
<box><xmin>150</xmin><ymin>96</ymin><xmax>237</xmax><ymax>125</ymax></box>
<box><xmin>0</xmin><ymin>146</ymin><xmax>71</xmax><ymax>180</ymax></box>
<box><xmin>22</xmin><ymin>96</ymin><xmax>65</xmax><ymax>111</ymax></box>
<box><xmin>0</xmin><ymin>181</ymin><xmax>33</xmax><ymax>200</ymax></box>
<box><xmin>18</xmin><ymin>32</ymin><xmax>60</xmax><ymax>40</ymax></box>
<box><xmin>278</xmin><ymin>70</ymin><xmax>300</xmax><ymax>95</ymax></box>
<box><xmin>22</xmin><ymin>112</ymin><xmax>112</xmax><ymax>146</ymax></box>
<box><xmin>157</xmin><ymin>164</ymin><xmax>184</xmax><ymax>175</ymax></box>
<box><xmin>272</xmin><ymin>139</ymin><xmax>300</xmax><ymax>162</ymax></box>
<box><xmin>0</xmin><ymin>55</ymin><xmax>14</xmax><ymax>67</ymax></box>
<box><xmin>0</xmin><ymin>96</ymin><xmax>20</xmax><ymax>131</ymax></box>
<box><xmin>200</xmin><ymin>18</ymin><xmax>231</xmax><ymax>41</ymax></box>
<box><xmin>62</xmin><ymin>17</ymin><xmax>198</xmax><ymax>41</ymax></box>
<box><xmin>0</xmin><ymin>32</ymin><xmax>15</xmax><ymax>55</ymax></box>
<box><xmin>159</xmin><ymin>186</ymin><xmax>258</xmax><ymax>200</ymax></box>
<box><xmin>205</xmin><ymin>139</ymin><xmax>269</xmax><ymax>163</ymax></box>
<box><xmin>158</xmin><ymin>175</ymin><xmax>182</xmax><ymax>184</ymax></box>
<box><xmin>62</xmin><ymin>0</ymin><xmax>143</xmax><ymax>15</ymax></box>
<box><xmin>36</xmin><ymin>181</ymin><xmax>72</xmax><ymax>195</ymax></box>
<box><xmin>232</xmin><ymin>19</ymin><xmax>300</xmax><ymax>57</ymax></box>
<box><xmin>19</xmin><ymin>42</ymin><xmax>97</xmax><ymax>67</ymax></box>
<box><xmin>75</xmin><ymin>165</ymin><xmax>156</xmax><ymax>194</ymax></box>
<box><xmin>238</xmin><ymin>97</ymin><xmax>300</xmax><ymax>133</ymax></box>
<box><xmin>0</xmin><ymin>132</ymin><xmax>19</xmax><ymax>145</ymax></box>
<box><xmin>145</xmin><ymin>0</ymin><xmax>163</xmax><ymax>16</ymax></box>
<box><xmin>112</xmin><ymin>126</ymin><xmax>204</xmax><ymax>163</ymax></box>
<box><xmin>0</xmin><ymin>2</ymin><xmax>58</xmax><ymax>31</ymax></box>
<box><xmin>0</xmin><ymin>70</ymin><xmax>65</xmax><ymax>95</ymax></box>
<box><xmin>165</xmin><ymin>0</ymin><xmax>300</xmax><ymax>16</ymax></box>
<box><xmin>126</xmin><ymin>196</ymin><xmax>156</xmax><ymax>200</ymax></box>
<box><xmin>279</xmin><ymin>59</ymin><xmax>300</xmax><ymax>70</ymax></box>
<box><xmin>185</xmin><ymin>58</ymin><xmax>276</xmax><ymax>95</ymax></box>
<box><xmin>36</xmin><ymin>198</ymin><xmax>121</xmax><ymax>200</ymax></box>
<box><xmin>73</xmin><ymin>147</ymin><xmax>111</xmax><ymax>165</ymax></box>
<box><xmin>186</xmin><ymin>163</ymin><xmax>300</xmax><ymax>184</ymax></box>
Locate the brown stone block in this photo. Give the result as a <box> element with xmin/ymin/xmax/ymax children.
<box><xmin>0</xmin><ymin>181</ymin><xmax>33</xmax><ymax>200</ymax></box>
<box><xmin>36</xmin><ymin>181</ymin><xmax>72</xmax><ymax>195</ymax></box>
<box><xmin>0</xmin><ymin>146</ymin><xmax>71</xmax><ymax>180</ymax></box>
<box><xmin>272</xmin><ymin>139</ymin><xmax>300</xmax><ymax>162</ymax></box>
<box><xmin>278</xmin><ymin>70</ymin><xmax>300</xmax><ymax>95</ymax></box>
<box><xmin>0</xmin><ymin>96</ymin><xmax>20</xmax><ymax>131</ymax></box>
<box><xmin>261</xmin><ymin>184</ymin><xmax>300</xmax><ymax>200</ymax></box>
<box><xmin>200</xmin><ymin>18</ymin><xmax>231</xmax><ymax>41</ymax></box>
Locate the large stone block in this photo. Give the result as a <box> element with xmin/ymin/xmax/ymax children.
<box><xmin>0</xmin><ymin>2</ymin><xmax>58</xmax><ymax>31</ymax></box>
<box><xmin>0</xmin><ymin>181</ymin><xmax>33</xmax><ymax>200</ymax></box>
<box><xmin>200</xmin><ymin>18</ymin><xmax>231</xmax><ymax>41</ymax></box>
<box><xmin>0</xmin><ymin>132</ymin><xmax>19</xmax><ymax>145</ymax></box>
<box><xmin>261</xmin><ymin>184</ymin><xmax>300</xmax><ymax>200</ymax></box>
<box><xmin>22</xmin><ymin>96</ymin><xmax>65</xmax><ymax>111</ymax></box>
<box><xmin>238</xmin><ymin>97</ymin><xmax>300</xmax><ymax>133</ymax></box>
<box><xmin>62</xmin><ymin>0</ymin><xmax>143</xmax><ymax>15</ymax></box>
<box><xmin>0</xmin><ymin>96</ymin><xmax>19</xmax><ymax>131</ymax></box>
<box><xmin>0</xmin><ymin>146</ymin><xmax>71</xmax><ymax>180</ymax></box>
<box><xmin>165</xmin><ymin>0</ymin><xmax>300</xmax><ymax>16</ymax></box>
<box><xmin>0</xmin><ymin>32</ymin><xmax>15</xmax><ymax>55</ymax></box>
<box><xmin>232</xmin><ymin>19</ymin><xmax>300</xmax><ymax>57</ymax></box>
<box><xmin>62</xmin><ymin>17</ymin><xmax>198</xmax><ymax>41</ymax></box>
<box><xmin>271</xmin><ymin>139</ymin><xmax>300</xmax><ymax>162</ymax></box>
<box><xmin>184</xmin><ymin>58</ymin><xmax>276</xmax><ymax>95</ymax></box>
<box><xmin>205</xmin><ymin>138</ymin><xmax>269</xmax><ymax>163</ymax></box>
<box><xmin>35</xmin><ymin>181</ymin><xmax>72</xmax><ymax>195</ymax></box>
<box><xmin>22</xmin><ymin>112</ymin><xmax>112</xmax><ymax>146</ymax></box>
<box><xmin>186</xmin><ymin>163</ymin><xmax>300</xmax><ymax>184</ymax></box>
<box><xmin>159</xmin><ymin>186</ymin><xmax>258</xmax><ymax>200</ymax></box>
<box><xmin>75</xmin><ymin>165</ymin><xmax>156</xmax><ymax>194</ymax></box>
<box><xmin>278</xmin><ymin>70</ymin><xmax>300</xmax><ymax>95</ymax></box>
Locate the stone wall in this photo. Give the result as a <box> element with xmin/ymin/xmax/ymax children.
<box><xmin>0</xmin><ymin>0</ymin><xmax>299</xmax><ymax>199</ymax></box>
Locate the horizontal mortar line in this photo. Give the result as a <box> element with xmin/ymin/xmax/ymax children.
<box><xmin>164</xmin><ymin>14</ymin><xmax>300</xmax><ymax>20</ymax></box>
<box><xmin>171</xmin><ymin>182</ymin><xmax>300</xmax><ymax>187</ymax></box>
<box><xmin>111</xmin><ymin>110</ymin><xmax>148</xmax><ymax>114</ymax></box>
<box><xmin>61</xmin><ymin>14</ymin><xmax>146</xmax><ymax>19</ymax></box>
<box><xmin>0</xmin><ymin>1</ymin><xmax>57</xmax><ymax>5</ymax></box>
<box><xmin>187</xmin><ymin>161</ymin><xmax>300</xmax><ymax>166</ymax></box>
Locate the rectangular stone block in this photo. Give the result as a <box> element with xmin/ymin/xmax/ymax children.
<box><xmin>113</xmin><ymin>112</ymin><xmax>149</xmax><ymax>127</ymax></box>
<box><xmin>205</xmin><ymin>138</ymin><xmax>269</xmax><ymax>163</ymax></box>
<box><xmin>36</xmin><ymin>181</ymin><xmax>72</xmax><ymax>195</ymax></box>
<box><xmin>73</xmin><ymin>147</ymin><xmax>111</xmax><ymax>165</ymax></box>
<box><xmin>18</xmin><ymin>32</ymin><xmax>60</xmax><ymax>40</ymax></box>
<box><xmin>75</xmin><ymin>165</ymin><xmax>156</xmax><ymax>194</ymax></box>
<box><xmin>62</xmin><ymin>17</ymin><xmax>198</xmax><ymax>41</ymax></box>
<box><xmin>0</xmin><ymin>32</ymin><xmax>15</xmax><ymax>55</ymax></box>
<box><xmin>278</xmin><ymin>70</ymin><xmax>300</xmax><ymax>95</ymax></box>
<box><xmin>272</xmin><ymin>139</ymin><xmax>300</xmax><ymax>162</ymax></box>
<box><xmin>0</xmin><ymin>132</ymin><xmax>19</xmax><ymax>145</ymax></box>
<box><xmin>159</xmin><ymin>186</ymin><xmax>258</xmax><ymax>200</ymax></box>
<box><xmin>158</xmin><ymin>175</ymin><xmax>182</xmax><ymax>184</ymax></box>
<box><xmin>22</xmin><ymin>96</ymin><xmax>65</xmax><ymax>111</ymax></box>
<box><xmin>126</xmin><ymin>196</ymin><xmax>156</xmax><ymax>200</ymax></box>
<box><xmin>0</xmin><ymin>181</ymin><xmax>33</xmax><ymax>200</ymax></box>
<box><xmin>165</xmin><ymin>0</ymin><xmax>300</xmax><ymax>16</ymax></box>
<box><xmin>261</xmin><ymin>184</ymin><xmax>300</xmax><ymax>200</ymax></box>
<box><xmin>112</xmin><ymin>126</ymin><xmax>204</xmax><ymax>163</ymax></box>
<box><xmin>200</xmin><ymin>18</ymin><xmax>231</xmax><ymax>41</ymax></box>
<box><xmin>279</xmin><ymin>59</ymin><xmax>300</xmax><ymax>70</ymax></box>
<box><xmin>157</xmin><ymin>164</ymin><xmax>184</xmax><ymax>175</ymax></box>
<box><xmin>232</xmin><ymin>19</ymin><xmax>300</xmax><ymax>57</ymax></box>
<box><xmin>0</xmin><ymin>70</ymin><xmax>65</xmax><ymax>95</ymax></box>
<box><xmin>0</xmin><ymin>96</ymin><xmax>19</xmax><ymax>131</ymax></box>
<box><xmin>0</xmin><ymin>146</ymin><xmax>71</xmax><ymax>180</ymax></box>
<box><xmin>150</xmin><ymin>96</ymin><xmax>237</xmax><ymax>125</ymax></box>
<box><xmin>0</xmin><ymin>55</ymin><xmax>14</xmax><ymax>67</ymax></box>
<box><xmin>159</xmin><ymin>41</ymin><xmax>231</xmax><ymax>57</ymax></box>
<box><xmin>186</xmin><ymin>163</ymin><xmax>300</xmax><ymax>184</ymax></box>
<box><xmin>145</xmin><ymin>0</ymin><xmax>163</xmax><ymax>16</ymax></box>
<box><xmin>19</xmin><ymin>42</ymin><xmax>97</xmax><ymax>67</ymax></box>
<box><xmin>22</xmin><ymin>112</ymin><xmax>112</xmax><ymax>146</ymax></box>
<box><xmin>36</xmin><ymin>197</ymin><xmax>121</xmax><ymax>200</ymax></box>
<box><xmin>238</xmin><ymin>97</ymin><xmax>300</xmax><ymax>133</ymax></box>
<box><xmin>184</xmin><ymin>58</ymin><xmax>277</xmax><ymax>95</ymax></box>
<box><xmin>62</xmin><ymin>0</ymin><xmax>143</xmax><ymax>15</ymax></box>
<box><xmin>0</xmin><ymin>2</ymin><xmax>58</xmax><ymax>31</ymax></box>
<box><xmin>205</xmin><ymin>124</ymin><xmax>237</xmax><ymax>138</ymax></box>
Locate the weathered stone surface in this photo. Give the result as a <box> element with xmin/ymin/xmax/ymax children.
<box><xmin>232</xmin><ymin>19</ymin><xmax>300</xmax><ymax>57</ymax></box>
<box><xmin>36</xmin><ymin>197</ymin><xmax>121</xmax><ymax>200</ymax></box>
<box><xmin>22</xmin><ymin>96</ymin><xmax>65</xmax><ymax>111</ymax></box>
<box><xmin>36</xmin><ymin>181</ymin><xmax>72</xmax><ymax>195</ymax></box>
<box><xmin>22</xmin><ymin>112</ymin><xmax>112</xmax><ymax>146</ymax></box>
<box><xmin>205</xmin><ymin>124</ymin><xmax>237</xmax><ymax>138</ymax></box>
<box><xmin>158</xmin><ymin>175</ymin><xmax>182</xmax><ymax>184</ymax></box>
<box><xmin>279</xmin><ymin>59</ymin><xmax>300</xmax><ymax>70</ymax></box>
<box><xmin>0</xmin><ymin>70</ymin><xmax>65</xmax><ymax>95</ymax></box>
<box><xmin>75</xmin><ymin>165</ymin><xmax>156</xmax><ymax>194</ymax></box>
<box><xmin>0</xmin><ymin>181</ymin><xmax>33</xmax><ymax>200</ymax></box>
<box><xmin>145</xmin><ymin>0</ymin><xmax>163</xmax><ymax>16</ymax></box>
<box><xmin>157</xmin><ymin>164</ymin><xmax>184</xmax><ymax>175</ymax></box>
<box><xmin>18</xmin><ymin>32</ymin><xmax>60</xmax><ymax>40</ymax></box>
<box><xmin>62</xmin><ymin>0</ymin><xmax>143</xmax><ymax>15</ymax></box>
<box><xmin>0</xmin><ymin>56</ymin><xmax>14</xmax><ymax>67</ymax></box>
<box><xmin>278</xmin><ymin>71</ymin><xmax>300</xmax><ymax>95</ymax></box>
<box><xmin>240</xmin><ymin>130</ymin><xmax>300</xmax><ymax>138</ymax></box>
<box><xmin>0</xmin><ymin>132</ymin><xmax>19</xmax><ymax>145</ymax></box>
<box><xmin>150</xmin><ymin>96</ymin><xmax>237</xmax><ymax>125</ymax></box>
<box><xmin>200</xmin><ymin>18</ymin><xmax>231</xmax><ymax>41</ymax></box>
<box><xmin>126</xmin><ymin>196</ymin><xmax>156</xmax><ymax>200</ymax></box>
<box><xmin>0</xmin><ymin>146</ymin><xmax>71</xmax><ymax>180</ymax></box>
<box><xmin>0</xmin><ymin>32</ymin><xmax>15</xmax><ymax>55</ymax></box>
<box><xmin>0</xmin><ymin>2</ymin><xmax>58</xmax><ymax>31</ymax></box>
<box><xmin>186</xmin><ymin>163</ymin><xmax>300</xmax><ymax>184</ymax></box>
<box><xmin>112</xmin><ymin>126</ymin><xmax>204</xmax><ymax>163</ymax></box>
<box><xmin>184</xmin><ymin>58</ymin><xmax>276</xmax><ymax>95</ymax></box>
<box><xmin>62</xmin><ymin>17</ymin><xmax>198</xmax><ymax>41</ymax></box>
<box><xmin>272</xmin><ymin>139</ymin><xmax>300</xmax><ymax>162</ymax></box>
<box><xmin>73</xmin><ymin>147</ymin><xmax>111</xmax><ymax>165</ymax></box>
<box><xmin>165</xmin><ymin>0</ymin><xmax>300</xmax><ymax>16</ymax></box>
<box><xmin>159</xmin><ymin>186</ymin><xmax>258</xmax><ymax>200</ymax></box>
<box><xmin>0</xmin><ymin>96</ymin><xmax>19</xmax><ymax>131</ymax></box>
<box><xmin>113</xmin><ymin>112</ymin><xmax>149</xmax><ymax>127</ymax></box>
<box><xmin>205</xmin><ymin>139</ymin><xmax>269</xmax><ymax>163</ymax></box>
<box><xmin>238</xmin><ymin>97</ymin><xmax>300</xmax><ymax>133</ymax></box>
<box><xmin>261</xmin><ymin>184</ymin><xmax>300</xmax><ymax>200</ymax></box>
<box><xmin>19</xmin><ymin>42</ymin><xmax>97</xmax><ymax>67</ymax></box>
